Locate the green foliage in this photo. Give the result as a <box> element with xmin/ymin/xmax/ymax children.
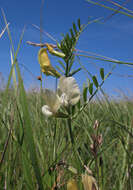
<box><xmin>58</xmin><ymin>19</ymin><xmax>83</xmax><ymax>76</ymax></box>
<box><xmin>89</xmin><ymin>82</ymin><xmax>93</xmax><ymax>95</ymax></box>
<box><xmin>92</xmin><ymin>75</ymin><xmax>99</xmax><ymax>88</ymax></box>
<box><xmin>69</xmin><ymin>67</ymin><xmax>82</xmax><ymax>76</ymax></box>
<box><xmin>1</xmin><ymin>88</ymin><xmax>133</xmax><ymax>189</ymax></box>
<box><xmin>1</xmin><ymin>11</ymin><xmax>44</xmax><ymax>189</ymax></box>
<box><xmin>100</xmin><ymin>68</ymin><xmax>104</xmax><ymax>80</ymax></box>
<box><xmin>83</xmin><ymin>86</ymin><xmax>88</xmax><ymax>103</ymax></box>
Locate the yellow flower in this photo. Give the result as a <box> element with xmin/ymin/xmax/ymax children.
<box><xmin>38</xmin><ymin>48</ymin><xmax>61</xmax><ymax>78</ymax></box>
<box><xmin>67</xmin><ymin>179</ymin><xmax>79</xmax><ymax>190</ymax></box>
<box><xmin>46</xmin><ymin>43</ymin><xmax>65</xmax><ymax>58</ymax></box>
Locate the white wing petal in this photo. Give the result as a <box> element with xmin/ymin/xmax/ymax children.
<box><xmin>59</xmin><ymin>93</ymin><xmax>69</xmax><ymax>106</ymax></box>
<box><xmin>42</xmin><ymin>105</ymin><xmax>53</xmax><ymax>117</ymax></box>
<box><xmin>43</xmin><ymin>89</ymin><xmax>61</xmax><ymax>113</ymax></box>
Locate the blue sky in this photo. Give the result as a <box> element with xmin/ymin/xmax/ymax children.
<box><xmin>1</xmin><ymin>0</ymin><xmax>133</xmax><ymax>97</ymax></box>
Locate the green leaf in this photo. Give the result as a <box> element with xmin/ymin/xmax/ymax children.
<box><xmin>77</xmin><ymin>99</ymin><xmax>81</xmax><ymax>110</ymax></box>
<box><xmin>57</xmin><ymin>42</ymin><xmax>61</xmax><ymax>49</ymax></box>
<box><xmin>60</xmin><ymin>40</ymin><xmax>67</xmax><ymax>54</ymax></box>
<box><xmin>67</xmin><ymin>55</ymin><xmax>75</xmax><ymax>72</ymax></box>
<box><xmin>55</xmin><ymin>112</ymin><xmax>68</xmax><ymax>118</ymax></box>
<box><xmin>15</xmin><ymin>61</ymin><xmax>44</xmax><ymax>189</ymax></box>
<box><xmin>73</xmin><ymin>22</ymin><xmax>77</xmax><ymax>34</ymax></box>
<box><xmin>92</xmin><ymin>76</ymin><xmax>99</xmax><ymax>88</ymax></box>
<box><xmin>83</xmin><ymin>86</ymin><xmax>88</xmax><ymax>102</ymax></box>
<box><xmin>22</xmin><ymin>153</ymin><xmax>33</xmax><ymax>190</ymax></box>
<box><xmin>70</xmin><ymin>28</ymin><xmax>75</xmax><ymax>40</ymax></box>
<box><xmin>100</xmin><ymin>68</ymin><xmax>104</xmax><ymax>80</ymax></box>
<box><xmin>65</xmin><ymin>33</ymin><xmax>71</xmax><ymax>48</ymax></box>
<box><xmin>77</xmin><ymin>18</ymin><xmax>81</xmax><ymax>29</ymax></box>
<box><xmin>89</xmin><ymin>83</ymin><xmax>93</xmax><ymax>95</ymax></box>
<box><xmin>69</xmin><ymin>67</ymin><xmax>82</xmax><ymax>76</ymax></box>
<box><xmin>58</xmin><ymin>60</ymin><xmax>65</xmax><ymax>70</ymax></box>
<box><xmin>55</xmin><ymin>65</ymin><xmax>64</xmax><ymax>74</ymax></box>
<box><xmin>71</xmin><ymin>105</ymin><xmax>76</xmax><ymax>115</ymax></box>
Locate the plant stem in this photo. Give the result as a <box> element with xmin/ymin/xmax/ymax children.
<box><xmin>67</xmin><ymin>117</ymin><xmax>74</xmax><ymax>145</ymax></box>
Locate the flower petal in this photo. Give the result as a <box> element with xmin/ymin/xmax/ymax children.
<box><xmin>38</xmin><ymin>48</ymin><xmax>61</xmax><ymax>78</ymax></box>
<box><xmin>42</xmin><ymin>105</ymin><xmax>53</xmax><ymax>117</ymax></box>
<box><xmin>43</xmin><ymin>89</ymin><xmax>61</xmax><ymax>113</ymax></box>
<box><xmin>58</xmin><ymin>76</ymin><xmax>80</xmax><ymax>105</ymax></box>
<box><xmin>60</xmin><ymin>92</ymin><xmax>69</xmax><ymax>107</ymax></box>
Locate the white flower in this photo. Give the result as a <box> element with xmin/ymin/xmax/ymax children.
<box><xmin>42</xmin><ymin>89</ymin><xmax>61</xmax><ymax>116</ymax></box>
<box><xmin>42</xmin><ymin>76</ymin><xmax>80</xmax><ymax>117</ymax></box>
<box><xmin>58</xmin><ymin>76</ymin><xmax>80</xmax><ymax>106</ymax></box>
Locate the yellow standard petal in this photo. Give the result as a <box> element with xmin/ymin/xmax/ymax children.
<box><xmin>38</xmin><ymin>48</ymin><xmax>61</xmax><ymax>78</ymax></box>
<box><xmin>67</xmin><ymin>179</ymin><xmax>79</xmax><ymax>190</ymax></box>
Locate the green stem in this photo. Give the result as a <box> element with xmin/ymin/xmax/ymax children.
<box><xmin>67</xmin><ymin>107</ymin><xmax>84</xmax><ymax>168</ymax></box>
<box><xmin>67</xmin><ymin>117</ymin><xmax>74</xmax><ymax>145</ymax></box>
<box><xmin>95</xmin><ymin>155</ymin><xmax>100</xmax><ymax>190</ymax></box>
<box><xmin>120</xmin><ymin>134</ymin><xmax>130</xmax><ymax>189</ymax></box>
<box><xmin>65</xmin><ymin>62</ymin><xmax>69</xmax><ymax>77</ymax></box>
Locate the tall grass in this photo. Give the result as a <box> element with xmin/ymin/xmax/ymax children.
<box><xmin>0</xmin><ymin>84</ymin><xmax>133</xmax><ymax>189</ymax></box>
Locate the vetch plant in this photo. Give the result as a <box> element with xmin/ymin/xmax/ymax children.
<box><xmin>39</xmin><ymin>20</ymin><xmax>110</xmax><ymax>153</ymax></box>
<box><xmin>37</xmin><ymin>19</ymin><xmax>110</xmax><ymax>154</ymax></box>
<box><xmin>27</xmin><ymin>19</ymin><xmax>112</xmax><ymax>189</ymax></box>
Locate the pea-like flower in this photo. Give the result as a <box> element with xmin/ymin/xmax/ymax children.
<box><xmin>42</xmin><ymin>76</ymin><xmax>80</xmax><ymax>117</ymax></box>
<box><xmin>58</xmin><ymin>76</ymin><xmax>80</xmax><ymax>106</ymax></box>
<box><xmin>42</xmin><ymin>90</ymin><xmax>61</xmax><ymax>117</ymax></box>
<box><xmin>38</xmin><ymin>48</ymin><xmax>61</xmax><ymax>78</ymax></box>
